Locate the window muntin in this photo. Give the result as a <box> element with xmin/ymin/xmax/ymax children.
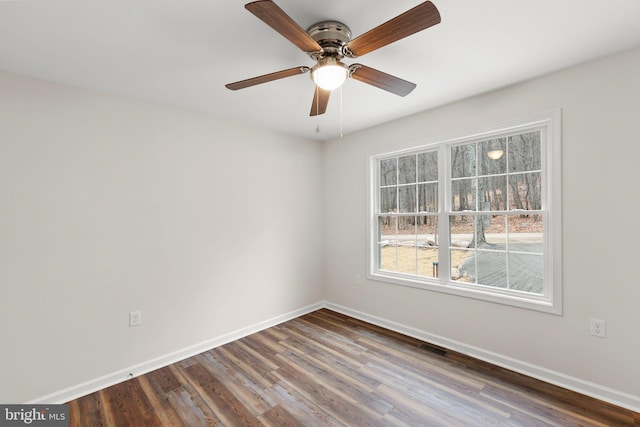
<box><xmin>368</xmin><ymin>113</ymin><xmax>561</xmax><ymax>313</ymax></box>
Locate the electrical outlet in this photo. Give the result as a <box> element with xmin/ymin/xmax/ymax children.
<box><xmin>129</xmin><ymin>310</ymin><xmax>142</xmax><ymax>327</ymax></box>
<box><xmin>355</xmin><ymin>274</ymin><xmax>361</xmax><ymax>285</ymax></box>
<box><xmin>590</xmin><ymin>318</ymin><xmax>606</xmax><ymax>338</ymax></box>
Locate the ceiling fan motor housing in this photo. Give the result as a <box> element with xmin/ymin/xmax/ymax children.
<box><xmin>307</xmin><ymin>21</ymin><xmax>352</xmax><ymax>60</ymax></box>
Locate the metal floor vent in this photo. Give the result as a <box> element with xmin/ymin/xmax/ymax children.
<box><xmin>417</xmin><ymin>342</ymin><xmax>448</xmax><ymax>357</ymax></box>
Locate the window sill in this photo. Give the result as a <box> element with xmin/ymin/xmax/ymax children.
<box><xmin>367</xmin><ymin>270</ymin><xmax>561</xmax><ymax>315</ymax></box>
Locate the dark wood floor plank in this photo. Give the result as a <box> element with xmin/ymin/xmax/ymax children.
<box><xmin>95</xmin><ymin>389</ymin><xmax>119</xmax><ymax>427</ymax></box>
<box><xmin>373</xmin><ymin>383</ymin><xmax>464</xmax><ymax>427</ymax></box>
<box><xmin>266</xmin><ymin>382</ymin><xmax>345</xmax><ymax>426</ymax></box>
<box><xmin>210</xmin><ymin>345</ymin><xmax>279</xmax><ymax>391</ymax></box>
<box><xmin>214</xmin><ymin>341</ymin><xmax>278</xmax><ymax>386</ymax></box>
<box><xmin>288</xmin><ymin>319</ymin><xmax>370</xmax><ymax>362</ymax></box>
<box><xmin>480</xmin><ymin>383</ymin><xmax>617</xmax><ymax>427</ymax></box>
<box><xmin>363</xmin><ymin>362</ymin><xmax>514</xmax><ymax>426</ymax></box>
<box><xmin>273</xmin><ymin>351</ymin><xmax>383</xmax><ymax>425</ymax></box>
<box><xmin>377</xmin><ymin>412</ymin><xmax>414</xmax><ymax>427</ymax></box>
<box><xmin>362</xmin><ymin>335</ymin><xmax>482</xmax><ymax>387</ymax></box>
<box><xmin>165</xmin><ymin>385</ymin><xmax>221</xmax><ymax>426</ymax></box>
<box><xmin>183</xmin><ymin>362</ymin><xmax>262</xmax><ymax>426</ymax></box>
<box><xmin>68</xmin><ymin>394</ymin><xmax>107</xmax><ymax>427</ymax></box>
<box><xmin>68</xmin><ymin>309</ymin><xmax>639</xmax><ymax>426</ymax></box>
<box><xmin>197</xmin><ymin>352</ymin><xmax>276</xmax><ymax>416</ymax></box>
<box><xmin>146</xmin><ymin>365</ymin><xmax>183</xmax><ymax>394</ymax></box>
<box><xmin>277</xmin><ymin>326</ymin><xmax>373</xmax><ymax>384</ymax></box>
<box><xmin>478</xmin><ymin>389</ymin><xmax>580</xmax><ymax>427</ymax></box>
<box><xmin>226</xmin><ymin>340</ymin><xmax>279</xmax><ymax>372</ymax></box>
<box><xmin>166</xmin><ymin>363</ymin><xmax>228</xmax><ymax>426</ymax></box>
<box><xmin>94</xmin><ymin>379</ymin><xmax>162</xmax><ymax>427</ymax></box>
<box><xmin>278</xmin><ymin>347</ymin><xmax>384</xmax><ymax>417</ymax></box>
<box><xmin>67</xmin><ymin>400</ymin><xmax>80</xmax><ymax>427</ymax></box>
<box><xmin>241</xmin><ymin>331</ymin><xmax>286</xmax><ymax>360</ymax></box>
<box><xmin>136</xmin><ymin>374</ymin><xmax>186</xmax><ymax>427</ymax></box>
<box><xmin>297</xmin><ymin>314</ymin><xmax>374</xmax><ymax>351</ymax></box>
<box><xmin>447</xmin><ymin>350</ymin><xmax>636</xmax><ymax>426</ymax></box>
<box><xmin>260</xmin><ymin>404</ymin><xmax>304</xmax><ymax>427</ymax></box>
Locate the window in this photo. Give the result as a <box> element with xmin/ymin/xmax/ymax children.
<box><xmin>367</xmin><ymin>112</ymin><xmax>562</xmax><ymax>313</ymax></box>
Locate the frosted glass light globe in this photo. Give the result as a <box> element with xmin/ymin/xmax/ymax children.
<box><xmin>311</xmin><ymin>59</ymin><xmax>348</xmax><ymax>91</ymax></box>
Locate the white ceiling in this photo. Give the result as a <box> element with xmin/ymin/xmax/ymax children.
<box><xmin>1</xmin><ymin>0</ymin><xmax>640</xmax><ymax>141</ymax></box>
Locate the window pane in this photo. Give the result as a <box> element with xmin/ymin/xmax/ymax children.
<box><xmin>478</xmin><ymin>175</ymin><xmax>507</xmax><ymax>211</ymax></box>
<box><xmin>455</xmin><ymin>250</ymin><xmax>509</xmax><ymax>287</ymax></box>
<box><xmin>417</xmin><ymin>216</ymin><xmax>438</xmax><ymax>246</ymax></box>
<box><xmin>417</xmin><ymin>217</ymin><xmax>438</xmax><ymax>277</ymax></box>
<box><xmin>451</xmin><ymin>249</ymin><xmax>473</xmax><ymax>282</ymax></box>
<box><xmin>397</xmin><ymin>245</ymin><xmax>418</xmax><ymax>275</ymax></box>
<box><xmin>398</xmin><ymin>155</ymin><xmax>417</xmax><ymax>184</ymax></box>
<box><xmin>509</xmin><ymin>132</ymin><xmax>541</xmax><ymax>173</ymax></box>
<box><xmin>479</xmin><ymin>138</ymin><xmax>507</xmax><ymax>175</ymax></box>
<box><xmin>380</xmin><ymin>158</ymin><xmax>397</xmax><ymax>185</ymax></box>
<box><xmin>450</xmin><ymin>215</ymin><xmax>475</xmax><ymax>248</ymax></box>
<box><xmin>451</xmin><ymin>178</ymin><xmax>477</xmax><ymax>211</ymax></box>
<box><xmin>380</xmin><ymin>187</ymin><xmax>397</xmax><ymax>213</ymax></box>
<box><xmin>418</xmin><ymin>183</ymin><xmax>438</xmax><ymax>213</ymax></box>
<box><xmin>398</xmin><ymin>216</ymin><xmax>417</xmax><ymax>236</ymax></box>
<box><xmin>508</xmin><ymin>215</ymin><xmax>543</xmax><ymax>254</ymax></box>
<box><xmin>451</xmin><ymin>143</ymin><xmax>476</xmax><ymax>178</ymax></box>
<box><xmin>418</xmin><ymin>151</ymin><xmax>438</xmax><ymax>182</ymax></box>
<box><xmin>398</xmin><ymin>185</ymin><xmax>417</xmax><ymax>213</ymax></box>
<box><xmin>397</xmin><ymin>216</ymin><xmax>417</xmax><ymax>275</ymax></box>
<box><xmin>508</xmin><ymin>172</ymin><xmax>541</xmax><ymax>210</ymax></box>
<box><xmin>476</xmin><ymin>251</ymin><xmax>507</xmax><ymax>288</ymax></box>
<box><xmin>509</xmin><ymin>253</ymin><xmax>543</xmax><ymax>293</ymax></box>
<box><xmin>378</xmin><ymin>216</ymin><xmax>396</xmax><ymax>271</ymax></box>
<box><xmin>484</xmin><ymin>214</ymin><xmax>506</xmax><ymax>246</ymax></box>
<box><xmin>418</xmin><ymin>248</ymin><xmax>439</xmax><ymax>278</ymax></box>
<box><xmin>378</xmin><ymin>216</ymin><xmax>396</xmax><ymax>243</ymax></box>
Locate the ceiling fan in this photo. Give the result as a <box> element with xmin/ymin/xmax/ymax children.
<box><xmin>225</xmin><ymin>0</ymin><xmax>441</xmax><ymax>116</ymax></box>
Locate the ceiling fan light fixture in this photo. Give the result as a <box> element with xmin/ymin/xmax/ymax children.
<box><xmin>311</xmin><ymin>58</ymin><xmax>348</xmax><ymax>91</ymax></box>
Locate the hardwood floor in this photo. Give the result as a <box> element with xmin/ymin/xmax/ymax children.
<box><xmin>68</xmin><ymin>309</ymin><xmax>638</xmax><ymax>426</ymax></box>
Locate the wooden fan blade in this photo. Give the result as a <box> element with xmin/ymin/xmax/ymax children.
<box><xmin>245</xmin><ymin>1</ymin><xmax>322</xmax><ymax>53</ymax></box>
<box><xmin>310</xmin><ymin>87</ymin><xmax>330</xmax><ymax>116</ymax></box>
<box><xmin>350</xmin><ymin>64</ymin><xmax>416</xmax><ymax>97</ymax></box>
<box><xmin>225</xmin><ymin>66</ymin><xmax>309</xmax><ymax>90</ymax></box>
<box><xmin>345</xmin><ymin>1</ymin><xmax>441</xmax><ymax>57</ymax></box>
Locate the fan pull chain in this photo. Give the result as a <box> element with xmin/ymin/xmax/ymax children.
<box><xmin>315</xmin><ymin>85</ymin><xmax>320</xmax><ymax>133</ymax></box>
<box><xmin>339</xmin><ymin>85</ymin><xmax>343</xmax><ymax>139</ymax></box>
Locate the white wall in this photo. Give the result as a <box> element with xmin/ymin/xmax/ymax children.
<box><xmin>323</xmin><ymin>48</ymin><xmax>640</xmax><ymax>404</ymax></box>
<box><xmin>0</xmin><ymin>72</ymin><xmax>324</xmax><ymax>403</ymax></box>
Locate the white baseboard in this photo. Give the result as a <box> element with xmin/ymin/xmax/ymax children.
<box><xmin>29</xmin><ymin>302</ymin><xmax>324</xmax><ymax>404</ymax></box>
<box><xmin>324</xmin><ymin>301</ymin><xmax>640</xmax><ymax>413</ymax></box>
<box><xmin>30</xmin><ymin>300</ymin><xmax>640</xmax><ymax>414</ymax></box>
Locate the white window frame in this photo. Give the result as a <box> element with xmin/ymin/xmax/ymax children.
<box><xmin>366</xmin><ymin>111</ymin><xmax>562</xmax><ymax>314</ymax></box>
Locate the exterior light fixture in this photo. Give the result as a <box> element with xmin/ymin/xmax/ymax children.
<box><xmin>487</xmin><ymin>149</ymin><xmax>504</xmax><ymax>160</ymax></box>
